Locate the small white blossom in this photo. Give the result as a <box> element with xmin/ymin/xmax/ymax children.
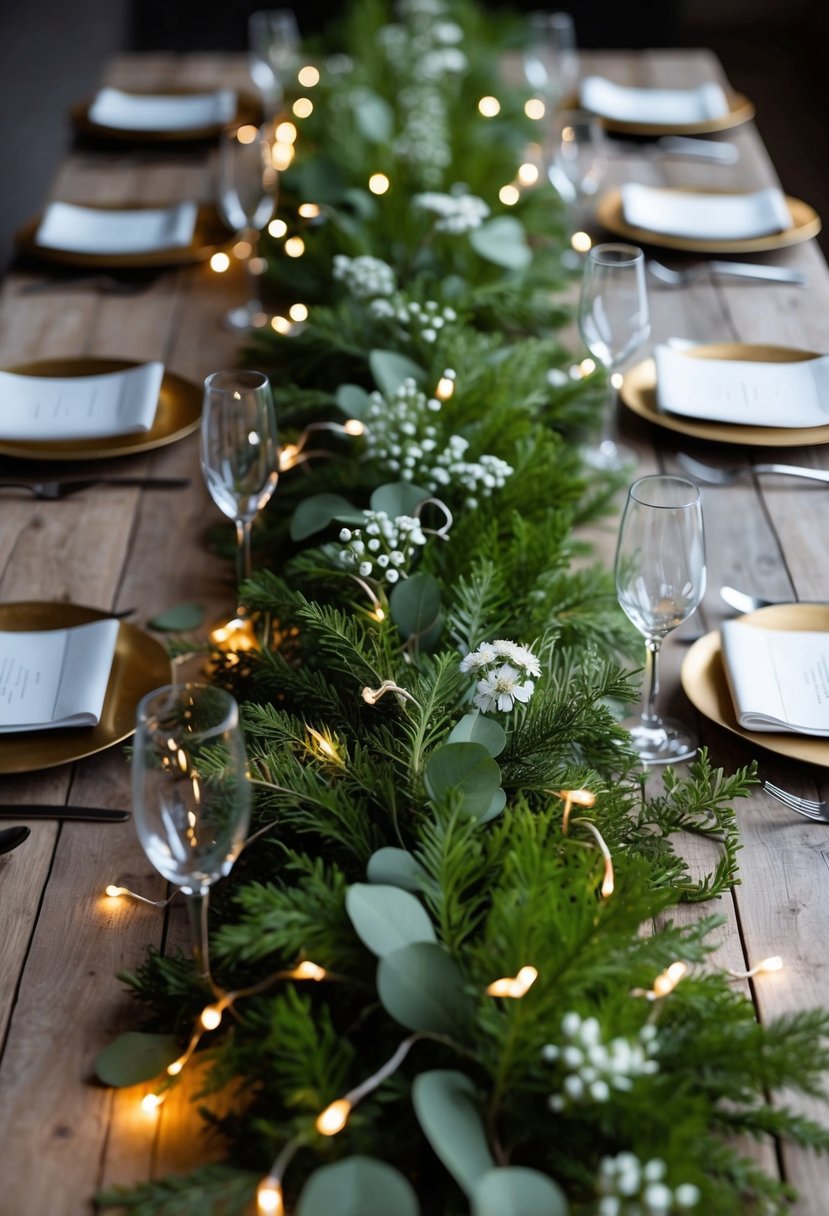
<box><xmin>595</xmin><ymin>1154</ymin><xmax>701</xmax><ymax>1214</ymax></box>
<box><xmin>332</xmin><ymin>254</ymin><xmax>397</xmax><ymax>300</ymax></box>
<box><xmin>542</xmin><ymin>1014</ymin><xmax>660</xmax><ymax>1110</ymax></box>
<box><xmin>413</xmin><ymin>189</ymin><xmax>490</xmax><ymax>233</ymax></box>
<box><xmin>337</xmin><ymin>508</ymin><xmax>431</xmax><ymax>585</ymax></box>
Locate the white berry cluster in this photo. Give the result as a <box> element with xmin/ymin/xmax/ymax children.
<box><xmin>543</xmin><ymin>1013</ymin><xmax>660</xmax><ymax>1109</ymax></box>
<box><xmin>413</xmin><ymin>190</ymin><xmax>491</xmax><ymax>234</ymax></box>
<box><xmin>394</xmin><ymin>85</ymin><xmax>452</xmax><ymax>184</ymax></box>
<box><xmin>596</xmin><ymin>1154</ymin><xmax>701</xmax><ymax>1216</ymax></box>
<box><xmin>368</xmin><ymin>294</ymin><xmax>457</xmax><ymax>344</ymax></box>
<box><xmin>362</xmin><ymin>377</ymin><xmax>513</xmax><ymax>507</ymax></box>
<box><xmin>338</xmin><ymin>511</ymin><xmax>427</xmax><ymax>585</ymax></box>
<box><xmin>332</xmin><ymin>254</ymin><xmax>397</xmax><ymax>301</ymax></box>
<box><xmin>460</xmin><ymin>640</ymin><xmax>540</xmax><ymax>714</ymax></box>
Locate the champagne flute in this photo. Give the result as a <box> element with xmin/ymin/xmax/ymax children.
<box><xmin>546</xmin><ymin>108</ymin><xmax>607</xmax><ymax>266</ymax></box>
<box><xmin>523</xmin><ymin>11</ymin><xmax>579</xmax><ymax>112</ymax></box>
<box><xmin>217</xmin><ymin>122</ymin><xmax>277</xmax><ymax>331</ymax></box>
<box><xmin>578</xmin><ymin>242</ymin><xmax>650</xmax><ymax>471</ymax></box>
<box><xmin>248</xmin><ymin>8</ymin><xmax>301</xmax><ymax>117</ymax></box>
<box><xmin>200</xmin><ymin>369</ymin><xmax>279</xmax><ymax>590</ymax></box>
<box><xmin>132</xmin><ymin>683</ymin><xmax>251</xmax><ymax>979</ymax></box>
<box><xmin>615</xmin><ymin>475</ymin><xmax>706</xmax><ymax>765</ymax></box>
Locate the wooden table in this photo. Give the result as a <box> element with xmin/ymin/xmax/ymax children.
<box><xmin>1</xmin><ymin>49</ymin><xmax>828</xmax><ymax>1215</ymax></box>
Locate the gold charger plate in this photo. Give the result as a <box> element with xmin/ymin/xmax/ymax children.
<box><xmin>681</xmin><ymin>603</ymin><xmax>829</xmax><ymax>768</ymax></box>
<box><xmin>620</xmin><ymin>343</ymin><xmax>829</xmax><ymax>448</ymax></box>
<box><xmin>15</xmin><ymin>203</ymin><xmax>234</xmax><ymax>270</ymax></box>
<box><xmin>595</xmin><ymin>187</ymin><xmax>821</xmax><ymax>254</ymax></box>
<box><xmin>0</xmin><ymin>358</ymin><xmax>201</xmax><ymax>461</ymax></box>
<box><xmin>71</xmin><ymin>89</ymin><xmax>261</xmax><ymax>143</ymax></box>
<box><xmin>0</xmin><ymin>602</ymin><xmax>171</xmax><ymax>775</ymax></box>
<box><xmin>566</xmin><ymin>89</ymin><xmax>754</xmax><ymax>136</ymax></box>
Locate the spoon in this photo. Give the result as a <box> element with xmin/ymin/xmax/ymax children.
<box><xmin>719</xmin><ymin>585</ymin><xmax>820</xmax><ymax>614</ymax></box>
<box><xmin>0</xmin><ymin>825</ymin><xmax>31</xmax><ymax>855</ymax></box>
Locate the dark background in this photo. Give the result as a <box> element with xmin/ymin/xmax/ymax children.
<box><xmin>1</xmin><ymin>0</ymin><xmax>828</xmax><ymax>272</ymax></box>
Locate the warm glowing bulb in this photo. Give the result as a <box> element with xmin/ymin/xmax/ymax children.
<box><xmin>758</xmin><ymin>955</ymin><xmax>783</xmax><ymax>973</ymax></box>
<box><xmin>478</xmin><ymin>95</ymin><xmax>501</xmax><ymax>117</ymax></box>
<box><xmin>369</xmin><ymin>173</ymin><xmax>390</xmax><ymax>195</ymax></box>
<box><xmin>293</xmin><ymin>960</ymin><xmax>327</xmax><ymax>981</ymax></box>
<box><xmin>652</xmin><ymin>961</ymin><xmax>688</xmax><ymax>997</ymax></box>
<box><xmin>141</xmin><ymin>1093</ymin><xmax>163</xmax><ymax>1114</ymax></box>
<box><xmin>272</xmin><ymin>143</ymin><xmax>295</xmax><ymax>170</ymax></box>
<box><xmin>343</xmin><ymin>418</ymin><xmax>365</xmax><ymax>435</ymax></box>
<box><xmin>284</xmin><ymin>237</ymin><xmax>305</xmax><ymax>258</ymax></box>
<box><xmin>563</xmin><ymin>789</ymin><xmax>596</xmax><ymax>808</ymax></box>
<box><xmin>298</xmin><ymin>203</ymin><xmax>321</xmax><ymax>219</ymax></box>
<box><xmin>166</xmin><ymin>1058</ymin><xmax>185</xmax><ymax>1076</ymax></box>
<box><xmin>306</xmin><ymin>726</ymin><xmax>338</xmax><ymax>761</ymax></box>
<box><xmin>579</xmin><ymin>357</ymin><xmax>596</xmax><ymax>376</ymax></box>
<box><xmin>275</xmin><ymin>121</ymin><xmax>297</xmax><ymax>144</ymax></box>
<box><xmin>289</xmin><ymin>302</ymin><xmax>309</xmax><ymax>322</ymax></box>
<box><xmin>524</xmin><ymin>98</ymin><xmax>546</xmax><ymax>120</ymax></box>
<box><xmin>105</xmin><ymin>884</ymin><xmax>127</xmax><ymax>898</ymax></box>
<box><xmin>237</xmin><ymin>124</ymin><xmax>258</xmax><ymax>144</ymax></box>
<box><xmin>200</xmin><ymin>1005</ymin><xmax>223</xmax><ymax>1031</ymax></box>
<box><xmin>611</xmin><ymin>372</ymin><xmax>623</xmax><ymax>389</ymax></box>
<box><xmin>316</xmin><ymin>1098</ymin><xmax>352</xmax><ymax>1135</ymax></box>
<box><xmin>499</xmin><ymin>184</ymin><xmax>520</xmax><ymax>206</ymax></box>
<box><xmin>372</xmin><ymin>607</ymin><xmax>386</xmax><ymax>622</ymax></box>
<box><xmin>487</xmin><ymin>965</ymin><xmax>538</xmax><ymax>998</ymax></box>
<box><xmin>210</xmin><ymin>252</ymin><xmax>230</xmax><ymax>273</ymax></box>
<box><xmin>600</xmin><ymin>861</ymin><xmax>614</xmax><ymax>898</ymax></box>
<box><xmin>257</xmin><ymin>1178</ymin><xmax>285</xmax><ymax>1215</ymax></box>
<box><xmin>268</xmin><ymin>218</ymin><xmax>288</xmax><ymax>238</ymax></box>
<box><xmin>271</xmin><ymin>316</ymin><xmax>293</xmax><ymax>335</ymax></box>
<box><xmin>436</xmin><ymin>376</ymin><xmax>455</xmax><ymax>400</ymax></box>
<box><xmin>517</xmin><ymin>162</ymin><xmax>540</xmax><ymax>186</ymax></box>
<box><xmin>233</xmin><ymin>239</ymin><xmax>252</xmax><ymax>259</ymax></box>
<box><xmin>297</xmin><ymin>65</ymin><xmax>320</xmax><ymax>87</ymax></box>
<box><xmin>571</xmin><ymin>231</ymin><xmax>592</xmax><ymax>253</ymax></box>
<box><xmin>293</xmin><ymin>97</ymin><xmax>314</xmax><ymax>118</ymax></box>
<box><xmin>249</xmin><ymin>256</ymin><xmax>267</xmax><ymax>276</ymax></box>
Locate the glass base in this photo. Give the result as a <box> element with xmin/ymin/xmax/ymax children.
<box><xmin>622</xmin><ymin>715</ymin><xmax>698</xmax><ymax>766</ymax></box>
<box><xmin>581</xmin><ymin>438</ymin><xmax>636</xmax><ymax>472</ymax></box>
<box><xmin>223</xmin><ymin>301</ymin><xmax>270</xmax><ymax>332</ymax></box>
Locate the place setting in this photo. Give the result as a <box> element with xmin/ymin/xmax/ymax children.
<box><xmin>71</xmin><ymin>85</ymin><xmax>261</xmax><ymax>144</ymax></box>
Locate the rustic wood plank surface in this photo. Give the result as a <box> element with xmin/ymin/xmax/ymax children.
<box><xmin>1</xmin><ymin>48</ymin><xmax>828</xmax><ymax>1214</ymax></box>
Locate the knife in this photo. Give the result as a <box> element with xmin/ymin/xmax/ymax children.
<box><xmin>0</xmin><ymin>806</ymin><xmax>130</xmax><ymax>822</ymax></box>
<box><xmin>707</xmin><ymin>261</ymin><xmax>807</xmax><ymax>285</ymax></box>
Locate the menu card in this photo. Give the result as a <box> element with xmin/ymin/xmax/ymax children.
<box><xmin>0</xmin><ymin>362</ymin><xmax>164</xmax><ymax>440</ymax></box>
<box><xmin>0</xmin><ymin>619</ymin><xmax>119</xmax><ymax>733</ymax></box>
<box><xmin>88</xmin><ymin>87</ymin><xmax>237</xmax><ymax>132</ymax></box>
<box><xmin>580</xmin><ymin>76</ymin><xmax>729</xmax><ymax>125</ymax></box>
<box><xmin>721</xmin><ymin>620</ymin><xmax>829</xmax><ymax>735</ymax></box>
<box><xmin>35</xmin><ymin>201</ymin><xmax>198</xmax><ymax>254</ymax></box>
<box><xmin>655</xmin><ymin>345</ymin><xmax>829</xmax><ymax>428</ymax></box>
<box><xmin>621</xmin><ymin>184</ymin><xmax>792</xmax><ymax>241</ymax></box>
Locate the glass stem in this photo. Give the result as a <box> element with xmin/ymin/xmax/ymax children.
<box><xmin>235</xmin><ymin>518</ymin><xmax>253</xmax><ymax>587</ymax></box>
<box><xmin>245</xmin><ymin>227</ymin><xmax>262</xmax><ymax>314</ymax></box>
<box><xmin>597</xmin><ymin>376</ymin><xmax>618</xmax><ymax>454</ymax></box>
<box><xmin>187</xmin><ymin>887</ymin><xmax>212</xmax><ymax>983</ymax></box>
<box><xmin>641</xmin><ymin>637</ymin><xmax>662</xmax><ymax>732</ymax></box>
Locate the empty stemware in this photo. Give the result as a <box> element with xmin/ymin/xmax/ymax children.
<box><xmin>523</xmin><ymin>11</ymin><xmax>579</xmax><ymax>112</ymax></box>
<box><xmin>132</xmin><ymin>683</ymin><xmax>251</xmax><ymax>979</ymax></box>
<box><xmin>615</xmin><ymin>475</ymin><xmax>706</xmax><ymax>765</ymax></box>
<box><xmin>248</xmin><ymin>8</ymin><xmax>301</xmax><ymax>117</ymax></box>
<box><xmin>578</xmin><ymin>242</ymin><xmax>650</xmax><ymax>470</ymax></box>
<box><xmin>217</xmin><ymin>121</ymin><xmax>278</xmax><ymax>331</ymax></box>
<box><xmin>546</xmin><ymin>108</ymin><xmax>607</xmax><ymax>263</ymax></box>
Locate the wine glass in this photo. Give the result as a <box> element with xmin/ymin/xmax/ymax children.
<box><xmin>200</xmin><ymin>369</ymin><xmax>279</xmax><ymax>591</ymax></box>
<box><xmin>217</xmin><ymin>122</ymin><xmax>278</xmax><ymax>331</ymax></box>
<box><xmin>132</xmin><ymin>683</ymin><xmax>251</xmax><ymax>979</ymax></box>
<box><xmin>615</xmin><ymin>475</ymin><xmax>706</xmax><ymax>765</ymax></box>
<box><xmin>577</xmin><ymin>243</ymin><xmax>650</xmax><ymax>470</ymax></box>
<box><xmin>546</xmin><ymin>108</ymin><xmax>607</xmax><ymax>266</ymax></box>
<box><xmin>248</xmin><ymin>8</ymin><xmax>301</xmax><ymax>117</ymax></box>
<box><xmin>523</xmin><ymin>11</ymin><xmax>579</xmax><ymax>112</ymax></box>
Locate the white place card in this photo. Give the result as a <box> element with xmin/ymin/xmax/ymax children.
<box><xmin>580</xmin><ymin>76</ymin><xmax>729</xmax><ymax>125</ymax></box>
<box><xmin>721</xmin><ymin>621</ymin><xmax>829</xmax><ymax>736</ymax></box>
<box><xmin>0</xmin><ymin>619</ymin><xmax>119</xmax><ymax>733</ymax></box>
<box><xmin>88</xmin><ymin>87</ymin><xmax>237</xmax><ymax>132</ymax></box>
<box><xmin>655</xmin><ymin>345</ymin><xmax>829</xmax><ymax>428</ymax></box>
<box><xmin>35</xmin><ymin>201</ymin><xmax>198</xmax><ymax>254</ymax></box>
<box><xmin>621</xmin><ymin>184</ymin><xmax>792</xmax><ymax>241</ymax></box>
<box><xmin>0</xmin><ymin>362</ymin><xmax>164</xmax><ymax>440</ymax></box>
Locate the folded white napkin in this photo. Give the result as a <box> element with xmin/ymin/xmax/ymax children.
<box><xmin>0</xmin><ymin>619</ymin><xmax>119</xmax><ymax>733</ymax></box>
<box><xmin>580</xmin><ymin>76</ymin><xmax>729</xmax><ymax>125</ymax></box>
<box><xmin>721</xmin><ymin>620</ymin><xmax>829</xmax><ymax>735</ymax></box>
<box><xmin>655</xmin><ymin>345</ymin><xmax>829</xmax><ymax>428</ymax></box>
<box><xmin>88</xmin><ymin>87</ymin><xmax>237</xmax><ymax>132</ymax></box>
<box><xmin>0</xmin><ymin>361</ymin><xmax>164</xmax><ymax>440</ymax></box>
<box><xmin>621</xmin><ymin>184</ymin><xmax>792</xmax><ymax>241</ymax></box>
<box><xmin>35</xmin><ymin>201</ymin><xmax>198</xmax><ymax>254</ymax></box>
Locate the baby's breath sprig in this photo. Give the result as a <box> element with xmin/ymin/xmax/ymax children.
<box><xmin>338</xmin><ymin>511</ymin><xmax>428</xmax><ymax>586</ymax></box>
<box><xmin>542</xmin><ymin>1012</ymin><xmax>659</xmax><ymax>1110</ymax></box>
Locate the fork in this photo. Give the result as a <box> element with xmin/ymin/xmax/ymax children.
<box><xmin>0</xmin><ymin>477</ymin><xmax>190</xmax><ymax>500</ymax></box>
<box><xmin>647</xmin><ymin>259</ymin><xmax>807</xmax><ymax>287</ymax></box>
<box><xmin>676</xmin><ymin>453</ymin><xmax>829</xmax><ymax>486</ymax></box>
<box><xmin>763</xmin><ymin>780</ymin><xmax>829</xmax><ymax>823</ymax></box>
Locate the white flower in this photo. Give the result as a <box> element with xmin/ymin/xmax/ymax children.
<box><xmin>675</xmin><ymin>1183</ymin><xmax>702</xmax><ymax>1208</ymax></box>
<box><xmin>474</xmin><ymin>663</ymin><xmax>535</xmax><ymax>714</ymax></box>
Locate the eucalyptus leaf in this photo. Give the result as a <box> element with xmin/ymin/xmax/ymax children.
<box><xmin>346</xmin><ymin>883</ymin><xmax>435</xmax><ymax>957</ymax></box>
<box><xmin>472</xmin><ymin>1167</ymin><xmax>568</xmax><ymax>1216</ymax></box>
<box><xmin>369</xmin><ymin>349</ymin><xmax>425</xmax><ymax>395</ymax></box>
<box><xmin>367</xmin><ymin>847</ymin><xmax>424</xmax><ymax>892</ymax></box>
<box><xmin>147</xmin><ymin>602</ymin><xmax>205</xmax><ymax>632</ymax></box>
<box><xmin>290</xmin><ymin>493</ymin><xmax>363</xmax><ymax>541</ymax></box>
<box><xmin>390</xmin><ymin>573</ymin><xmax>442</xmax><ymax>639</ymax></box>
<box><xmin>370</xmin><ymin>481</ymin><xmax>430</xmax><ymax>519</ymax></box>
<box><xmin>412</xmin><ymin>1070</ymin><xmax>493</xmax><ymax>1197</ymax></box>
<box><xmin>351</xmin><ymin>90</ymin><xmax>394</xmax><ymax>142</ymax></box>
<box><xmin>335</xmin><ymin>383</ymin><xmax>373</xmax><ymax>419</ymax></box>
<box><xmin>424</xmin><ymin>742</ymin><xmax>502</xmax><ymax>818</ymax></box>
<box><xmin>448</xmin><ymin>711</ymin><xmax>506</xmax><ymax>758</ymax></box>
<box><xmin>415</xmin><ymin>611</ymin><xmax>444</xmax><ymax>654</ymax></box>
<box><xmin>296</xmin><ymin>1157</ymin><xmax>419</xmax><ymax>1216</ymax></box>
<box><xmin>377</xmin><ymin>941</ymin><xmax>472</xmax><ymax>1034</ymax></box>
<box><xmin>469</xmin><ymin>216</ymin><xmax>532</xmax><ymax>270</ymax></box>
<box><xmin>95</xmin><ymin>1032</ymin><xmax>180</xmax><ymax>1088</ymax></box>
<box><xmin>284</xmin><ymin>154</ymin><xmax>346</xmax><ymax>204</ymax></box>
<box><xmin>342</xmin><ymin>187</ymin><xmax>377</xmax><ymax>220</ymax></box>
<box><xmin>478</xmin><ymin>788</ymin><xmax>507</xmax><ymax>824</ymax></box>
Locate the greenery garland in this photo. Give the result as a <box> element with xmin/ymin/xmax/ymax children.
<box><xmin>97</xmin><ymin>2</ymin><xmax>829</xmax><ymax>1213</ymax></box>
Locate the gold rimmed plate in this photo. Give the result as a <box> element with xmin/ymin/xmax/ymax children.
<box><xmin>620</xmin><ymin>343</ymin><xmax>829</xmax><ymax>447</ymax></box>
<box><xmin>567</xmin><ymin>89</ymin><xmax>754</xmax><ymax>136</ymax></box>
<box><xmin>0</xmin><ymin>358</ymin><xmax>201</xmax><ymax>461</ymax></box>
<box><xmin>0</xmin><ymin>602</ymin><xmax>170</xmax><ymax>775</ymax></box>
<box><xmin>71</xmin><ymin>88</ymin><xmax>261</xmax><ymax>143</ymax></box>
<box><xmin>596</xmin><ymin>188</ymin><xmax>821</xmax><ymax>254</ymax></box>
<box><xmin>16</xmin><ymin>203</ymin><xmax>233</xmax><ymax>270</ymax></box>
<box><xmin>681</xmin><ymin>603</ymin><xmax>829</xmax><ymax>767</ymax></box>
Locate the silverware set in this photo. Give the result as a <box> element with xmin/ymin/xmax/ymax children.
<box><xmin>676</xmin><ymin>452</ymin><xmax>829</xmax><ymax>486</ymax></box>
<box><xmin>647</xmin><ymin>259</ymin><xmax>807</xmax><ymax>287</ymax></box>
<box><xmin>763</xmin><ymin>782</ymin><xmax>829</xmax><ymax>823</ymax></box>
